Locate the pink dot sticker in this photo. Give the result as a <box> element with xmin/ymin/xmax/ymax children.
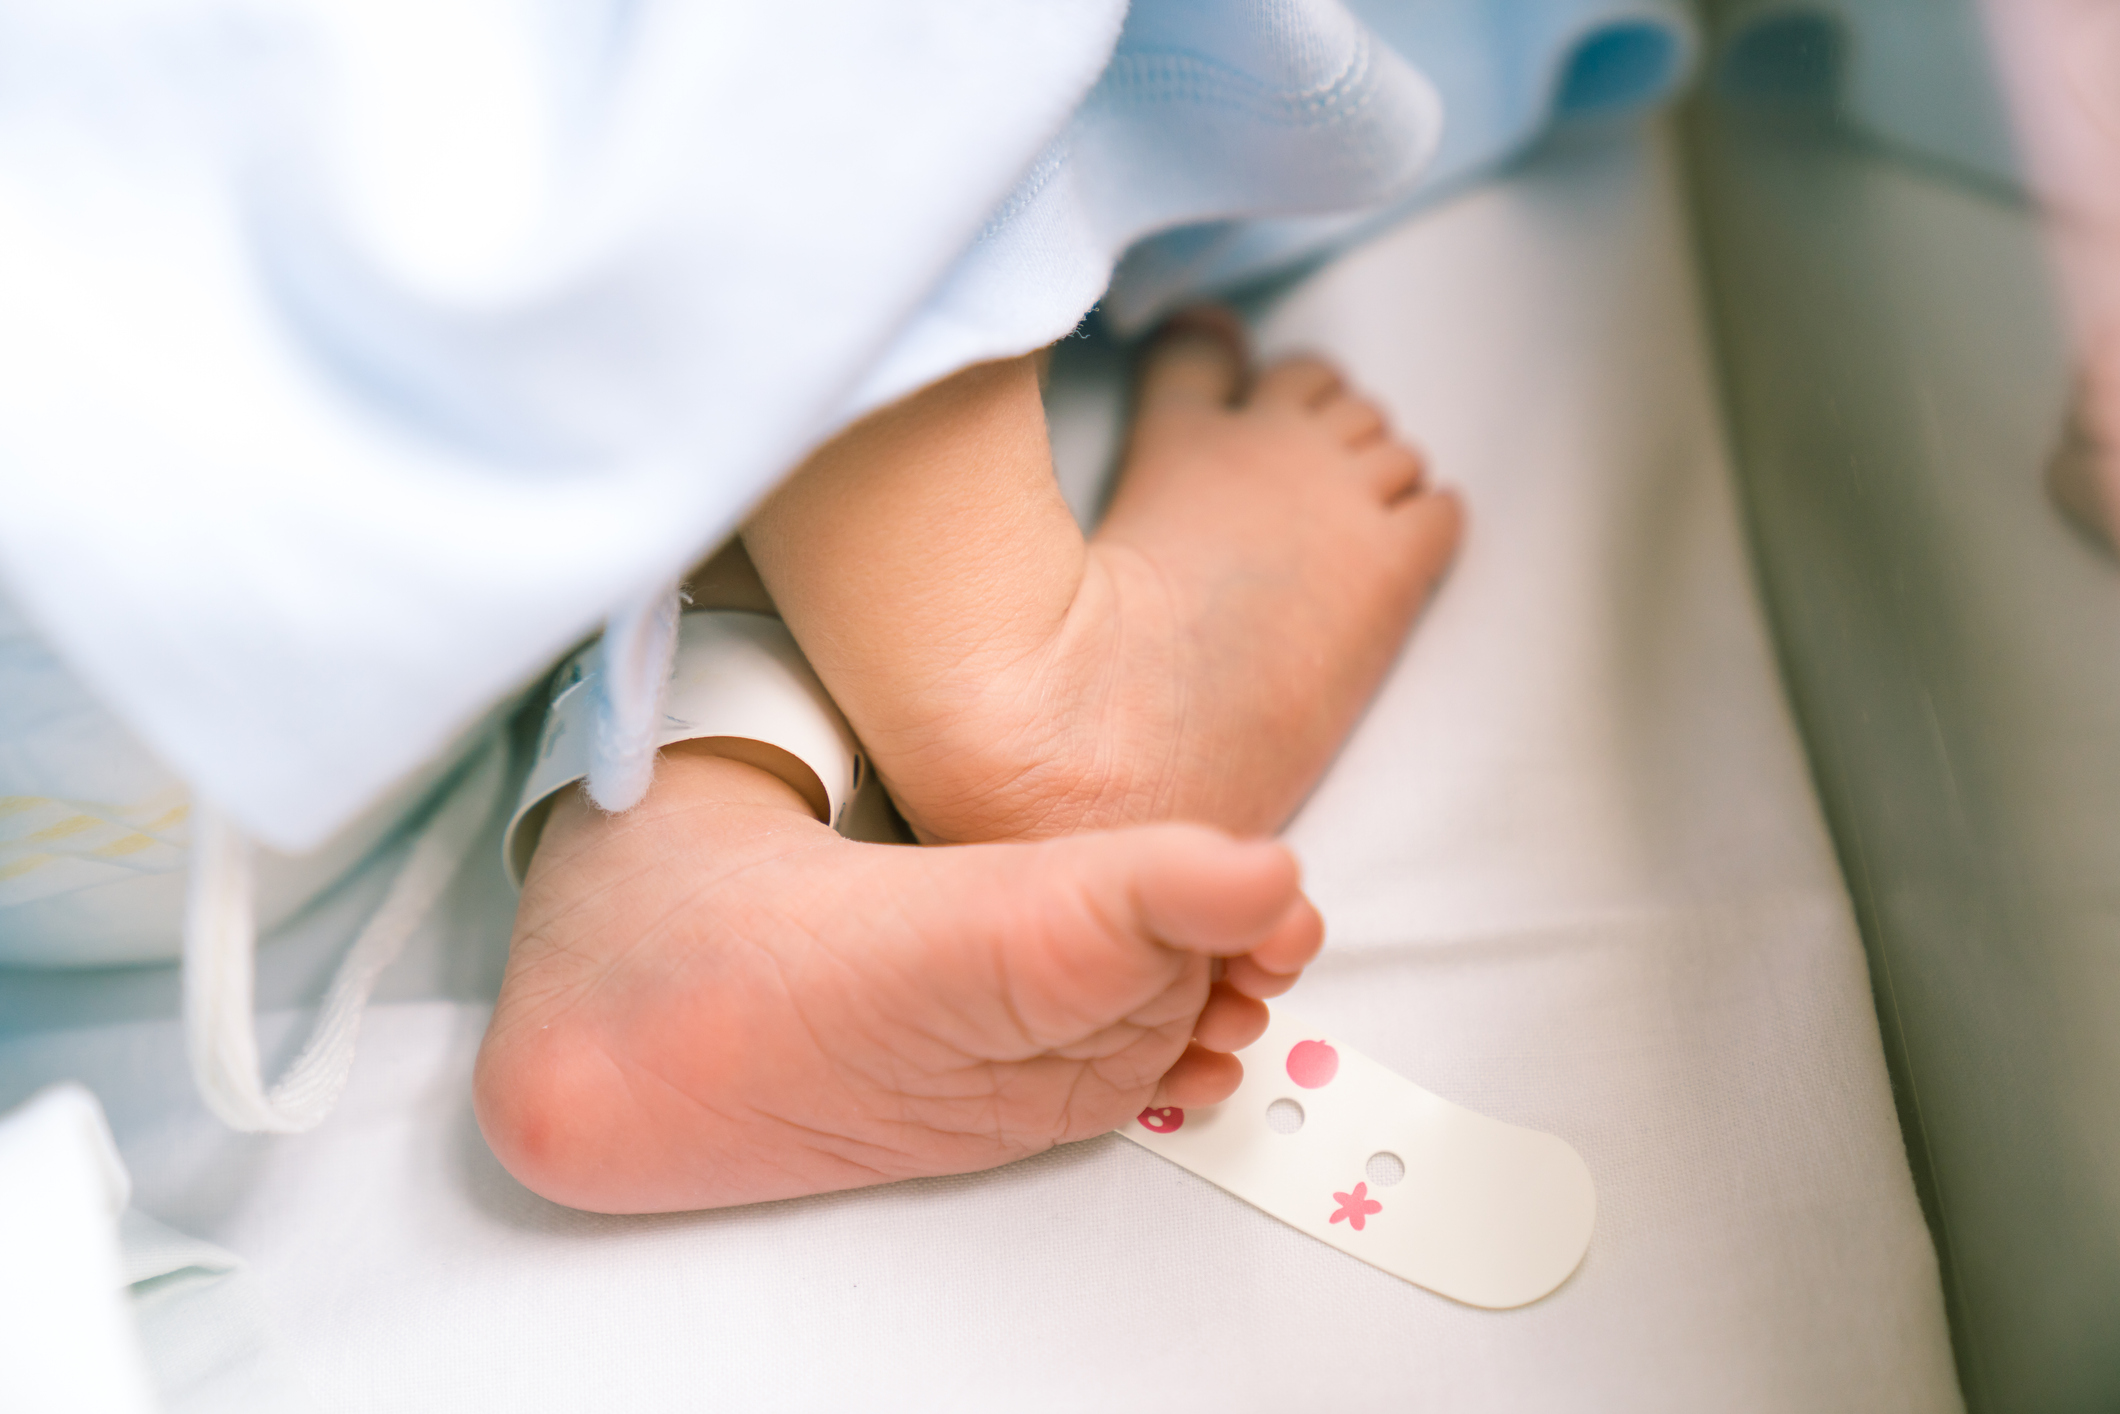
<box><xmin>1286</xmin><ymin>1039</ymin><xmax>1339</xmax><ymax>1089</ymax></box>
<box><xmin>1137</xmin><ymin>1106</ymin><xmax>1184</xmax><ymax>1134</ymax></box>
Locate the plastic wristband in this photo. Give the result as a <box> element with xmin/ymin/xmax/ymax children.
<box><xmin>503</xmin><ymin>611</ymin><xmax>863</xmax><ymax>885</ymax></box>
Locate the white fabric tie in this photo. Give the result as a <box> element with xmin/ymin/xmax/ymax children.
<box><xmin>587</xmin><ymin>582</ymin><xmax>683</xmax><ymax>813</ymax></box>
<box><xmin>183</xmin><ymin>736</ymin><xmax>508</xmax><ymax>1134</ymax></box>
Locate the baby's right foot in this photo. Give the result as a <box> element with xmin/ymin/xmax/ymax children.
<box><xmin>474</xmin><ymin>748</ymin><xmax>1321</xmax><ymax>1214</ymax></box>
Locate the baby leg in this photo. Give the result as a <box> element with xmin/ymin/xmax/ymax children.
<box><xmin>744</xmin><ymin>311</ymin><xmax>1462</xmax><ymax>843</ymax></box>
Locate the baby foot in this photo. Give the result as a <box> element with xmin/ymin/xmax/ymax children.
<box><xmin>876</xmin><ymin>311</ymin><xmax>1463</xmax><ymax>842</ymax></box>
<box><xmin>474</xmin><ymin>748</ymin><xmax>1322</xmax><ymax>1214</ymax></box>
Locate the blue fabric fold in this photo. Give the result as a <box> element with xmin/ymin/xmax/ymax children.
<box><xmin>1102</xmin><ymin>0</ymin><xmax>1699</xmax><ymax>329</ymax></box>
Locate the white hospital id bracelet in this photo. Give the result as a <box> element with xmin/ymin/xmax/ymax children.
<box><xmin>1124</xmin><ymin>1009</ymin><xmax>1596</xmax><ymax>1308</ymax></box>
<box><xmin>503</xmin><ymin>611</ymin><xmax>863</xmax><ymax>885</ymax></box>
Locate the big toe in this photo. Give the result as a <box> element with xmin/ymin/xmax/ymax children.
<box><xmin>1136</xmin><ymin>307</ymin><xmax>1248</xmax><ymax>414</ymax></box>
<box><xmin>1113</xmin><ymin>825</ymin><xmax>1307</xmax><ymax>956</ymax></box>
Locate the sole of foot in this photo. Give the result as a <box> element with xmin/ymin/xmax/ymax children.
<box><xmin>475</xmin><ymin>751</ymin><xmax>1324</xmax><ymax>1214</ymax></box>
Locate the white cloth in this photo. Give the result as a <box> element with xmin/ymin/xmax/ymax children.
<box><xmin>0</xmin><ymin>0</ymin><xmax>1702</xmax><ymax>858</ymax></box>
<box><xmin>181</xmin><ymin>734</ymin><xmax>509</xmax><ymax>1134</ymax></box>
<box><xmin>0</xmin><ymin>1084</ymin><xmax>313</xmax><ymax>1413</ymax></box>
<box><xmin>119</xmin><ymin>1208</ymin><xmax>317</xmax><ymax>1413</ymax></box>
<box><xmin>0</xmin><ymin>122</ymin><xmax>1962</xmax><ymax>1411</ymax></box>
<box><xmin>0</xmin><ymin>1085</ymin><xmax>158</xmax><ymax>1414</ymax></box>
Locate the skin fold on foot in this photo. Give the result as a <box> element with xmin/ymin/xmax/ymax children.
<box><xmin>744</xmin><ymin>308</ymin><xmax>1465</xmax><ymax>845</ymax></box>
<box><xmin>475</xmin><ymin>747</ymin><xmax>1323</xmax><ymax>1214</ymax></box>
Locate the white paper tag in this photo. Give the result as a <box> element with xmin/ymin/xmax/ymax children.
<box><xmin>1121</xmin><ymin>1010</ymin><xmax>1594</xmax><ymax>1308</ymax></box>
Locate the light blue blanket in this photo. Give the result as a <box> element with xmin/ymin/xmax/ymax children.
<box><xmin>0</xmin><ymin>0</ymin><xmax>1701</xmax><ymax>867</ymax></box>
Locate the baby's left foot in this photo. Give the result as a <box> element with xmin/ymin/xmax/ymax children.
<box><xmin>755</xmin><ymin>313</ymin><xmax>1461</xmax><ymax>844</ymax></box>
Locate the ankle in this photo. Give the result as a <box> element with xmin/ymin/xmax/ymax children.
<box><xmin>658</xmin><ymin>740</ymin><xmax>822</xmax><ymax>816</ymax></box>
<box><xmin>517</xmin><ymin>744</ymin><xmax>827</xmax><ymax>913</ymax></box>
<box><xmin>874</xmin><ymin>549</ymin><xmax>1181</xmax><ymax>844</ymax></box>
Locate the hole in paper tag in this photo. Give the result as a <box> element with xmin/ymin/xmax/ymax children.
<box><xmin>1265</xmin><ymin>1098</ymin><xmax>1305</xmax><ymax>1134</ymax></box>
<box><xmin>1365</xmin><ymin>1151</ymin><xmax>1405</xmax><ymax>1187</ymax></box>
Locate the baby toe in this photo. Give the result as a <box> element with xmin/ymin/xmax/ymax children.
<box><xmin>1320</xmin><ymin>391</ymin><xmax>1389</xmax><ymax>448</ymax></box>
<box><xmin>1221</xmin><ymin>953</ymin><xmax>1303</xmax><ymax>1000</ymax></box>
<box><xmin>1137</xmin><ymin>307</ymin><xmax>1249</xmax><ymax>412</ymax></box>
<box><xmin>1127</xmin><ymin>828</ymin><xmax>1305</xmax><ymax>957</ymax></box>
<box><xmin>1192</xmin><ymin>980</ymin><xmax>1270</xmax><ymax>1053</ymax></box>
<box><xmin>1238</xmin><ymin>892</ymin><xmax>1325</xmax><ymax>980</ymax></box>
<box><xmin>1355</xmin><ymin>438</ymin><xmax>1429</xmax><ymax>504</ymax></box>
<box><xmin>1152</xmin><ymin>1042</ymin><xmax>1244</xmax><ymax>1107</ymax></box>
<box><xmin>1253</xmin><ymin>353</ymin><xmax>1344</xmax><ymax>410</ymax></box>
<box><xmin>1386</xmin><ymin>486</ymin><xmax>1467</xmax><ymax>588</ymax></box>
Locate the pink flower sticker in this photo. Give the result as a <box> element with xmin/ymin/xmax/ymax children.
<box><xmin>1330</xmin><ymin>1181</ymin><xmax>1382</xmax><ymax>1232</ymax></box>
<box><xmin>1137</xmin><ymin>1106</ymin><xmax>1184</xmax><ymax>1134</ymax></box>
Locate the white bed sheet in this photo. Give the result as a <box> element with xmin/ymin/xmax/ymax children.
<box><xmin>0</xmin><ymin>122</ymin><xmax>1963</xmax><ymax>1411</ymax></box>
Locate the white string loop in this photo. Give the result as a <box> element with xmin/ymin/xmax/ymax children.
<box><xmin>183</xmin><ymin>736</ymin><xmax>509</xmax><ymax>1134</ymax></box>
